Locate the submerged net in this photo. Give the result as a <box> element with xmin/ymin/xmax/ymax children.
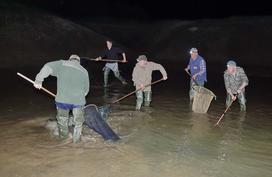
<box><xmin>84</xmin><ymin>104</ymin><xmax>120</xmax><ymax>141</ymax></box>
<box><xmin>98</xmin><ymin>104</ymin><xmax>111</xmax><ymax>120</ymax></box>
<box><xmin>192</xmin><ymin>86</ymin><xmax>216</xmax><ymax>113</ymax></box>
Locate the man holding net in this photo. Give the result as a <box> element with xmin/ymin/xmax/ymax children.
<box><xmin>184</xmin><ymin>48</ymin><xmax>207</xmax><ymax>102</ymax></box>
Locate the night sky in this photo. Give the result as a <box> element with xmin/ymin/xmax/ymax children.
<box><xmin>8</xmin><ymin>0</ymin><xmax>272</xmax><ymax>20</ymax></box>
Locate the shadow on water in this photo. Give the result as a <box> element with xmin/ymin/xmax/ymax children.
<box><xmin>0</xmin><ymin>65</ymin><xmax>271</xmax><ymax>177</ymax></box>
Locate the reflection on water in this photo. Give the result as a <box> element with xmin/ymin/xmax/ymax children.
<box><xmin>0</xmin><ymin>70</ymin><xmax>271</xmax><ymax>177</ymax></box>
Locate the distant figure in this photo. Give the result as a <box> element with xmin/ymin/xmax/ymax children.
<box><xmin>34</xmin><ymin>54</ymin><xmax>90</xmax><ymax>143</ymax></box>
<box><xmin>132</xmin><ymin>55</ymin><xmax>167</xmax><ymax>111</ymax></box>
<box><xmin>224</xmin><ymin>60</ymin><xmax>249</xmax><ymax>111</ymax></box>
<box><xmin>96</xmin><ymin>40</ymin><xmax>127</xmax><ymax>87</ymax></box>
<box><xmin>184</xmin><ymin>48</ymin><xmax>207</xmax><ymax>102</ymax></box>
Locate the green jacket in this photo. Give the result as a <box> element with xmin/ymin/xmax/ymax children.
<box><xmin>224</xmin><ymin>66</ymin><xmax>248</xmax><ymax>94</ymax></box>
<box><xmin>35</xmin><ymin>60</ymin><xmax>89</xmax><ymax>105</ymax></box>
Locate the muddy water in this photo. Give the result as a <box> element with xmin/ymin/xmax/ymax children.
<box><xmin>0</xmin><ymin>68</ymin><xmax>271</xmax><ymax>177</ymax></box>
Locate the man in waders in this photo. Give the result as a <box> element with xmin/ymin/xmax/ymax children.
<box><xmin>224</xmin><ymin>60</ymin><xmax>249</xmax><ymax>111</ymax></box>
<box><xmin>34</xmin><ymin>54</ymin><xmax>90</xmax><ymax>143</ymax></box>
<box><xmin>132</xmin><ymin>55</ymin><xmax>167</xmax><ymax>111</ymax></box>
<box><xmin>96</xmin><ymin>40</ymin><xmax>127</xmax><ymax>87</ymax></box>
<box><xmin>184</xmin><ymin>48</ymin><xmax>207</xmax><ymax>102</ymax></box>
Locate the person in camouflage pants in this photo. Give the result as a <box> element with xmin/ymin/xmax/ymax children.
<box><xmin>224</xmin><ymin>60</ymin><xmax>249</xmax><ymax>111</ymax></box>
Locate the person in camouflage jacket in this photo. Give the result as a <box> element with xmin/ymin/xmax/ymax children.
<box><xmin>224</xmin><ymin>60</ymin><xmax>249</xmax><ymax>111</ymax></box>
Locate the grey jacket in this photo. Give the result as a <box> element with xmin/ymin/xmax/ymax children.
<box><xmin>35</xmin><ymin>60</ymin><xmax>89</xmax><ymax>105</ymax></box>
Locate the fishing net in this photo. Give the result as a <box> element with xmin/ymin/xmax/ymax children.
<box><xmin>192</xmin><ymin>86</ymin><xmax>216</xmax><ymax>113</ymax></box>
<box><xmin>84</xmin><ymin>104</ymin><xmax>120</xmax><ymax>141</ymax></box>
<box><xmin>98</xmin><ymin>104</ymin><xmax>111</xmax><ymax>120</ymax></box>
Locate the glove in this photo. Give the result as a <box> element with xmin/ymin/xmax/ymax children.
<box><xmin>34</xmin><ymin>83</ymin><xmax>42</xmax><ymax>89</ymax></box>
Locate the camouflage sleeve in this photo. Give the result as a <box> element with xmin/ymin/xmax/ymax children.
<box><xmin>224</xmin><ymin>73</ymin><xmax>231</xmax><ymax>93</ymax></box>
<box><xmin>239</xmin><ymin>68</ymin><xmax>249</xmax><ymax>86</ymax></box>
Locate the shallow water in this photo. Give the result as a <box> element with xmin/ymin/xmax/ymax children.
<box><xmin>0</xmin><ymin>67</ymin><xmax>271</xmax><ymax>177</ymax></box>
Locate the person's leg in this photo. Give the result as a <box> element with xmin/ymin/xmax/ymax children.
<box><xmin>144</xmin><ymin>91</ymin><xmax>152</xmax><ymax>107</ymax></box>
<box><xmin>104</xmin><ymin>67</ymin><xmax>111</xmax><ymax>87</ymax></box>
<box><xmin>238</xmin><ymin>91</ymin><xmax>246</xmax><ymax>111</ymax></box>
<box><xmin>56</xmin><ymin>108</ymin><xmax>69</xmax><ymax>139</ymax></box>
<box><xmin>136</xmin><ymin>90</ymin><xmax>143</xmax><ymax>111</ymax></box>
<box><xmin>114</xmin><ymin>70</ymin><xmax>127</xmax><ymax>85</ymax></box>
<box><xmin>72</xmin><ymin>107</ymin><xmax>85</xmax><ymax>143</ymax></box>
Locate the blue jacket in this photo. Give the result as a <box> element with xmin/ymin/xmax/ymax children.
<box><xmin>188</xmin><ymin>55</ymin><xmax>207</xmax><ymax>83</ymax></box>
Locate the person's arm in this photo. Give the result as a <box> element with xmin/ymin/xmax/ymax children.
<box><xmin>122</xmin><ymin>53</ymin><xmax>127</xmax><ymax>63</ymax></box>
<box><xmin>184</xmin><ymin>59</ymin><xmax>191</xmax><ymax>72</ymax></box>
<box><xmin>116</xmin><ymin>47</ymin><xmax>127</xmax><ymax>62</ymax></box>
<box><xmin>96</xmin><ymin>50</ymin><xmax>106</xmax><ymax>60</ymax></box>
<box><xmin>237</xmin><ymin>68</ymin><xmax>249</xmax><ymax>93</ymax></box>
<box><xmin>151</xmin><ymin>62</ymin><xmax>168</xmax><ymax>80</ymax></box>
<box><xmin>224</xmin><ymin>73</ymin><xmax>235</xmax><ymax>98</ymax></box>
<box><xmin>192</xmin><ymin>59</ymin><xmax>206</xmax><ymax>80</ymax></box>
<box><xmin>198</xmin><ymin>59</ymin><xmax>206</xmax><ymax>76</ymax></box>
<box><xmin>34</xmin><ymin>60</ymin><xmax>61</xmax><ymax>89</ymax></box>
<box><xmin>184</xmin><ymin>65</ymin><xmax>189</xmax><ymax>71</ymax></box>
<box><xmin>132</xmin><ymin>66</ymin><xmax>138</xmax><ymax>85</ymax></box>
<box><xmin>84</xmin><ymin>72</ymin><xmax>90</xmax><ymax>96</ymax></box>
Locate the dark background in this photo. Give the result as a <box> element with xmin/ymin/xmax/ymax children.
<box><xmin>5</xmin><ymin>0</ymin><xmax>272</xmax><ymax>20</ymax></box>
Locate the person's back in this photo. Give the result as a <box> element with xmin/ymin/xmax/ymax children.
<box><xmin>54</xmin><ymin>60</ymin><xmax>89</xmax><ymax>105</ymax></box>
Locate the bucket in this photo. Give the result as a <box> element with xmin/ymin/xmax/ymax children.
<box><xmin>192</xmin><ymin>86</ymin><xmax>216</xmax><ymax>113</ymax></box>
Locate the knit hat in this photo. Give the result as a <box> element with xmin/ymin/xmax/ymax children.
<box><xmin>136</xmin><ymin>55</ymin><xmax>147</xmax><ymax>61</ymax></box>
<box><xmin>69</xmin><ymin>54</ymin><xmax>80</xmax><ymax>61</ymax></box>
<box><xmin>227</xmin><ymin>60</ymin><xmax>236</xmax><ymax>67</ymax></box>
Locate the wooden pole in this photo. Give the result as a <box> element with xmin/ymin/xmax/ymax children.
<box><xmin>112</xmin><ymin>78</ymin><xmax>164</xmax><ymax>104</ymax></box>
<box><xmin>17</xmin><ymin>72</ymin><xmax>56</xmax><ymax>97</ymax></box>
<box><xmin>214</xmin><ymin>100</ymin><xmax>234</xmax><ymax>126</ymax></box>
<box><xmin>81</xmin><ymin>57</ymin><xmax>125</xmax><ymax>63</ymax></box>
